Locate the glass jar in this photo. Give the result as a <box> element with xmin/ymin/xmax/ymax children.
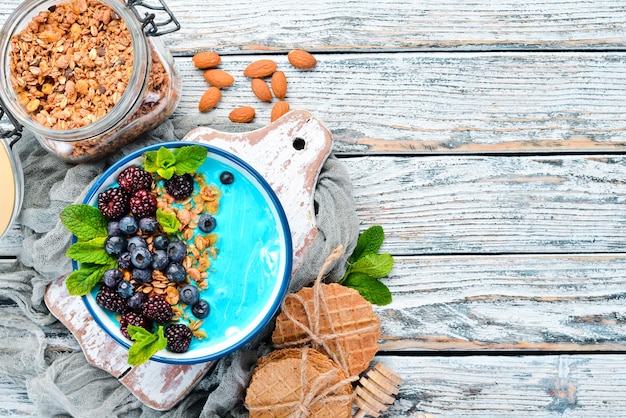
<box><xmin>0</xmin><ymin>135</ymin><xmax>23</xmax><ymax>239</ymax></box>
<box><xmin>0</xmin><ymin>0</ymin><xmax>181</xmax><ymax>163</ymax></box>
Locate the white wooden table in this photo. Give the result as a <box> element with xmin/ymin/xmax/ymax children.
<box><xmin>3</xmin><ymin>0</ymin><xmax>626</xmax><ymax>416</ymax></box>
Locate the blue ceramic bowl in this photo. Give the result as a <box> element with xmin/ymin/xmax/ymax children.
<box><xmin>77</xmin><ymin>141</ymin><xmax>292</xmax><ymax>364</ymax></box>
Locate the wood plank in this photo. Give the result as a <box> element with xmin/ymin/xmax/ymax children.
<box><xmin>378</xmin><ymin>254</ymin><xmax>626</xmax><ymax>351</ymax></box>
<box><xmin>345</xmin><ymin>155</ymin><xmax>626</xmax><ymax>255</ymax></box>
<box><xmin>3</xmin><ymin>0</ymin><xmax>625</xmax><ymax>52</ymax></box>
<box><xmin>169</xmin><ymin>52</ymin><xmax>626</xmax><ymax>154</ymax></box>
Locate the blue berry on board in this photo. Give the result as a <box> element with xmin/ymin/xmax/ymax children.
<box><xmin>103</xmin><ymin>268</ymin><xmax>123</xmax><ymax>288</ymax></box>
<box><xmin>198</xmin><ymin>214</ymin><xmax>216</xmax><ymax>233</ymax></box>
<box><xmin>132</xmin><ymin>268</ymin><xmax>152</xmax><ymax>284</ymax></box>
<box><xmin>98</xmin><ymin>187</ymin><xmax>129</xmax><ymax>219</ymax></box>
<box><xmin>165</xmin><ymin>173</ymin><xmax>194</xmax><ymax>200</ymax></box>
<box><xmin>219</xmin><ymin>171</ymin><xmax>234</xmax><ymax>185</ymax></box>
<box><xmin>179</xmin><ymin>284</ymin><xmax>200</xmax><ymax>306</ymax></box>
<box><xmin>127</xmin><ymin>236</ymin><xmax>147</xmax><ymax>253</ymax></box>
<box><xmin>118</xmin><ymin>215</ymin><xmax>138</xmax><ymax>235</ymax></box>
<box><xmin>127</xmin><ymin>292</ymin><xmax>147</xmax><ymax>311</ymax></box>
<box><xmin>151</xmin><ymin>250</ymin><xmax>169</xmax><ymax>271</ymax></box>
<box><xmin>118</xmin><ymin>166</ymin><xmax>153</xmax><ymax>193</ymax></box>
<box><xmin>130</xmin><ymin>189</ymin><xmax>157</xmax><ymax>218</ymax></box>
<box><xmin>164</xmin><ymin>324</ymin><xmax>193</xmax><ymax>353</ymax></box>
<box><xmin>167</xmin><ymin>240</ymin><xmax>187</xmax><ymax>263</ymax></box>
<box><xmin>117</xmin><ymin>280</ymin><xmax>134</xmax><ymax>298</ymax></box>
<box><xmin>166</xmin><ymin>263</ymin><xmax>186</xmax><ymax>283</ymax></box>
<box><xmin>142</xmin><ymin>295</ymin><xmax>174</xmax><ymax>324</ymax></box>
<box><xmin>104</xmin><ymin>235</ymin><xmax>127</xmax><ymax>257</ymax></box>
<box><xmin>131</xmin><ymin>246</ymin><xmax>152</xmax><ymax>269</ymax></box>
<box><xmin>153</xmin><ymin>235</ymin><xmax>169</xmax><ymax>250</ymax></box>
<box><xmin>117</xmin><ymin>252</ymin><xmax>132</xmax><ymax>270</ymax></box>
<box><xmin>192</xmin><ymin>299</ymin><xmax>210</xmax><ymax>319</ymax></box>
<box><xmin>138</xmin><ymin>216</ymin><xmax>159</xmax><ymax>235</ymax></box>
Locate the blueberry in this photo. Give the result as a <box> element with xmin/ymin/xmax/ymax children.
<box><xmin>127</xmin><ymin>236</ymin><xmax>147</xmax><ymax>253</ymax></box>
<box><xmin>153</xmin><ymin>235</ymin><xmax>169</xmax><ymax>250</ymax></box>
<box><xmin>103</xmin><ymin>268</ymin><xmax>123</xmax><ymax>288</ymax></box>
<box><xmin>104</xmin><ymin>236</ymin><xmax>127</xmax><ymax>257</ymax></box>
<box><xmin>179</xmin><ymin>284</ymin><xmax>199</xmax><ymax>306</ymax></box>
<box><xmin>167</xmin><ymin>240</ymin><xmax>187</xmax><ymax>263</ymax></box>
<box><xmin>192</xmin><ymin>299</ymin><xmax>210</xmax><ymax>319</ymax></box>
<box><xmin>131</xmin><ymin>246</ymin><xmax>152</xmax><ymax>269</ymax></box>
<box><xmin>132</xmin><ymin>268</ymin><xmax>152</xmax><ymax>284</ymax></box>
<box><xmin>117</xmin><ymin>280</ymin><xmax>134</xmax><ymax>298</ymax></box>
<box><xmin>117</xmin><ymin>252</ymin><xmax>132</xmax><ymax>270</ymax></box>
<box><xmin>139</xmin><ymin>216</ymin><xmax>159</xmax><ymax>235</ymax></box>
<box><xmin>118</xmin><ymin>216</ymin><xmax>138</xmax><ymax>235</ymax></box>
<box><xmin>127</xmin><ymin>292</ymin><xmax>147</xmax><ymax>311</ymax></box>
<box><xmin>198</xmin><ymin>214</ymin><xmax>216</xmax><ymax>233</ymax></box>
<box><xmin>166</xmin><ymin>263</ymin><xmax>186</xmax><ymax>283</ymax></box>
<box><xmin>107</xmin><ymin>221</ymin><xmax>121</xmax><ymax>236</ymax></box>
<box><xmin>151</xmin><ymin>250</ymin><xmax>169</xmax><ymax>271</ymax></box>
<box><xmin>219</xmin><ymin>171</ymin><xmax>234</xmax><ymax>185</ymax></box>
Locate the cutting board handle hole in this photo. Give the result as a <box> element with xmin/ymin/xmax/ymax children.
<box><xmin>292</xmin><ymin>137</ymin><xmax>306</xmax><ymax>150</ymax></box>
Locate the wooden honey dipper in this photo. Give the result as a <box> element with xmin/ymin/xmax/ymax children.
<box><xmin>353</xmin><ymin>362</ymin><xmax>403</xmax><ymax>418</ymax></box>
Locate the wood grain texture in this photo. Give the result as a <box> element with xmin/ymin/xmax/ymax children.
<box><xmin>3</xmin><ymin>0</ymin><xmax>624</xmax><ymax>52</ymax></box>
<box><xmin>377</xmin><ymin>254</ymin><xmax>626</xmax><ymax>351</ymax></box>
<box><xmin>169</xmin><ymin>53</ymin><xmax>626</xmax><ymax>154</ymax></box>
<box><xmin>345</xmin><ymin>155</ymin><xmax>626</xmax><ymax>255</ymax></box>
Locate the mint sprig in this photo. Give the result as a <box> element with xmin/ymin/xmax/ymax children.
<box><xmin>60</xmin><ymin>204</ymin><xmax>116</xmax><ymax>296</ymax></box>
<box><xmin>156</xmin><ymin>208</ymin><xmax>180</xmax><ymax>234</ymax></box>
<box><xmin>144</xmin><ymin>145</ymin><xmax>208</xmax><ymax>180</ymax></box>
<box><xmin>127</xmin><ymin>325</ymin><xmax>168</xmax><ymax>366</ymax></box>
<box><xmin>340</xmin><ymin>225</ymin><xmax>393</xmax><ymax>306</ymax></box>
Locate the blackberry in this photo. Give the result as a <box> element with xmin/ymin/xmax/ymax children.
<box><xmin>164</xmin><ymin>324</ymin><xmax>193</xmax><ymax>353</ymax></box>
<box><xmin>142</xmin><ymin>294</ymin><xmax>173</xmax><ymax>324</ymax></box>
<box><xmin>98</xmin><ymin>187</ymin><xmax>129</xmax><ymax>219</ymax></box>
<box><xmin>165</xmin><ymin>174</ymin><xmax>194</xmax><ymax>200</ymax></box>
<box><xmin>118</xmin><ymin>166</ymin><xmax>153</xmax><ymax>193</ymax></box>
<box><xmin>96</xmin><ymin>286</ymin><xmax>128</xmax><ymax>314</ymax></box>
<box><xmin>129</xmin><ymin>190</ymin><xmax>157</xmax><ymax>218</ymax></box>
<box><xmin>119</xmin><ymin>312</ymin><xmax>151</xmax><ymax>339</ymax></box>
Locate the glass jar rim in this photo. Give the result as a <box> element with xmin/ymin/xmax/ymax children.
<box><xmin>0</xmin><ymin>0</ymin><xmax>150</xmax><ymax>142</ymax></box>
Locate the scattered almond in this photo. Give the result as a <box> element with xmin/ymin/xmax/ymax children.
<box><xmin>229</xmin><ymin>106</ymin><xmax>256</xmax><ymax>123</ymax></box>
<box><xmin>287</xmin><ymin>49</ymin><xmax>317</xmax><ymax>69</ymax></box>
<box><xmin>192</xmin><ymin>51</ymin><xmax>221</xmax><ymax>69</ymax></box>
<box><xmin>203</xmin><ymin>69</ymin><xmax>235</xmax><ymax>88</ymax></box>
<box><xmin>271</xmin><ymin>71</ymin><xmax>287</xmax><ymax>99</ymax></box>
<box><xmin>198</xmin><ymin>86</ymin><xmax>221</xmax><ymax>112</ymax></box>
<box><xmin>251</xmin><ymin>78</ymin><xmax>273</xmax><ymax>102</ymax></box>
<box><xmin>271</xmin><ymin>100</ymin><xmax>290</xmax><ymax>122</ymax></box>
<box><xmin>243</xmin><ymin>59</ymin><xmax>277</xmax><ymax>78</ymax></box>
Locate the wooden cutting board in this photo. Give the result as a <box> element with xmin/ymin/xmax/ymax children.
<box><xmin>45</xmin><ymin>110</ymin><xmax>333</xmax><ymax>410</ymax></box>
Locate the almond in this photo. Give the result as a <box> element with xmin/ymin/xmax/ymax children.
<box><xmin>251</xmin><ymin>78</ymin><xmax>273</xmax><ymax>102</ymax></box>
<box><xmin>271</xmin><ymin>100</ymin><xmax>290</xmax><ymax>122</ymax></box>
<box><xmin>287</xmin><ymin>49</ymin><xmax>317</xmax><ymax>69</ymax></box>
<box><xmin>271</xmin><ymin>71</ymin><xmax>287</xmax><ymax>99</ymax></box>
<box><xmin>203</xmin><ymin>69</ymin><xmax>235</xmax><ymax>88</ymax></box>
<box><xmin>229</xmin><ymin>106</ymin><xmax>256</xmax><ymax>123</ymax></box>
<box><xmin>198</xmin><ymin>86</ymin><xmax>221</xmax><ymax>112</ymax></box>
<box><xmin>192</xmin><ymin>51</ymin><xmax>221</xmax><ymax>69</ymax></box>
<box><xmin>243</xmin><ymin>59</ymin><xmax>277</xmax><ymax>78</ymax></box>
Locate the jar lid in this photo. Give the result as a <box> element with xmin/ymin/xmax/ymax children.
<box><xmin>0</xmin><ymin>139</ymin><xmax>22</xmax><ymax>239</ymax></box>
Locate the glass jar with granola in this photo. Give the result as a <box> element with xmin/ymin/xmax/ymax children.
<box><xmin>0</xmin><ymin>0</ymin><xmax>181</xmax><ymax>162</ymax></box>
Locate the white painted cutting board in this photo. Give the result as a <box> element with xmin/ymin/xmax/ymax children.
<box><xmin>45</xmin><ymin>110</ymin><xmax>333</xmax><ymax>410</ymax></box>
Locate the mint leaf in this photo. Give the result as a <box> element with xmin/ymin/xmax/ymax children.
<box><xmin>144</xmin><ymin>147</ymin><xmax>177</xmax><ymax>179</ymax></box>
<box><xmin>66</xmin><ymin>236</ymin><xmax>114</xmax><ymax>265</ymax></box>
<box><xmin>351</xmin><ymin>225</ymin><xmax>385</xmax><ymax>262</ymax></box>
<box><xmin>156</xmin><ymin>208</ymin><xmax>180</xmax><ymax>234</ymax></box>
<box><xmin>127</xmin><ymin>325</ymin><xmax>168</xmax><ymax>366</ymax></box>
<box><xmin>348</xmin><ymin>253</ymin><xmax>394</xmax><ymax>279</ymax></box>
<box><xmin>343</xmin><ymin>272</ymin><xmax>392</xmax><ymax>306</ymax></box>
<box><xmin>60</xmin><ymin>204</ymin><xmax>108</xmax><ymax>240</ymax></box>
<box><xmin>174</xmin><ymin>145</ymin><xmax>208</xmax><ymax>176</ymax></box>
<box><xmin>66</xmin><ymin>264</ymin><xmax>110</xmax><ymax>296</ymax></box>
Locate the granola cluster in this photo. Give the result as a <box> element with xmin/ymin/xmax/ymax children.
<box><xmin>9</xmin><ymin>0</ymin><xmax>134</xmax><ymax>130</ymax></box>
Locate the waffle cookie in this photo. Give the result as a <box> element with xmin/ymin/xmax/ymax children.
<box><xmin>244</xmin><ymin>347</ymin><xmax>354</xmax><ymax>418</ymax></box>
<box><xmin>272</xmin><ymin>282</ymin><xmax>381</xmax><ymax>377</ymax></box>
